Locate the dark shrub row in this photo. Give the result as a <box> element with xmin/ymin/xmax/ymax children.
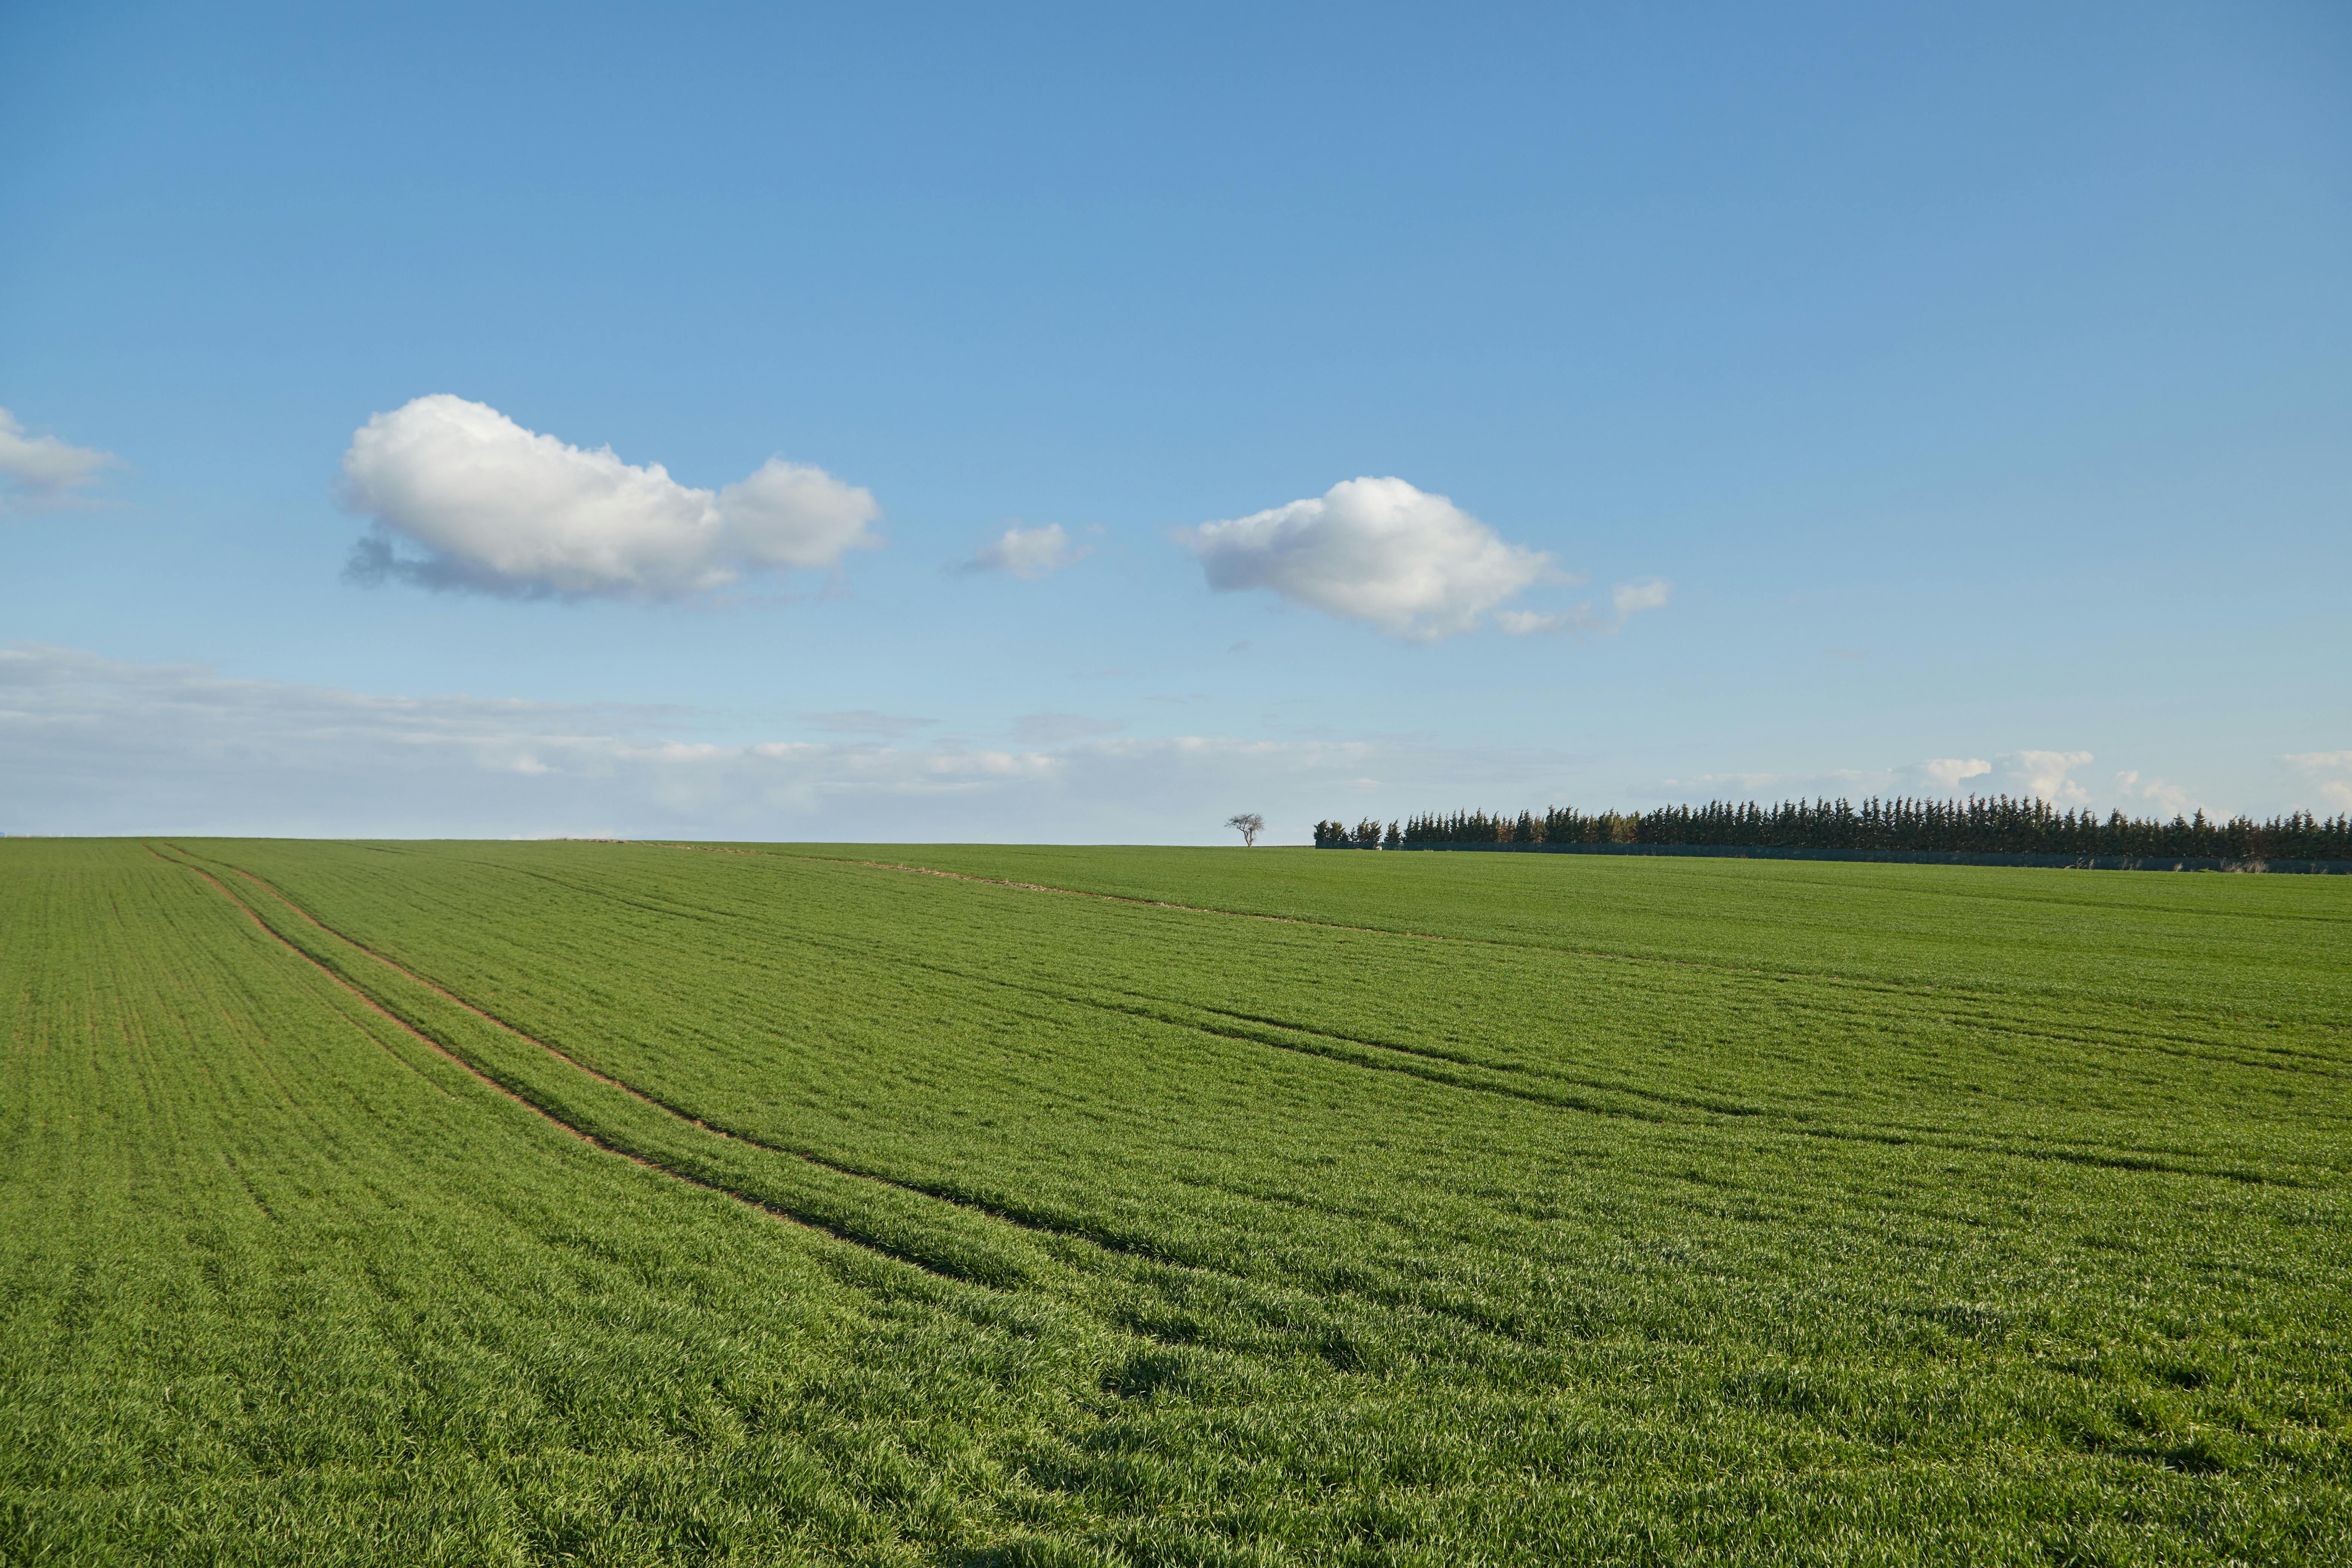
<box><xmin>1316</xmin><ymin>797</ymin><xmax>2352</xmax><ymax>859</ymax></box>
<box><xmin>1312</xmin><ymin>818</ymin><xmax>1400</xmax><ymax>849</ymax></box>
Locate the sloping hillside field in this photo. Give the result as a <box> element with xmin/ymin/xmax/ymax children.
<box><xmin>5</xmin><ymin>840</ymin><xmax>2347</xmax><ymax>1565</ymax></box>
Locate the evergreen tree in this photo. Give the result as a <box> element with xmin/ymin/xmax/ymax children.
<box><xmin>1381</xmin><ymin>796</ymin><xmax>2352</xmax><ymax>859</ymax></box>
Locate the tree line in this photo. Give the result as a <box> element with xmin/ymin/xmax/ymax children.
<box><xmin>1315</xmin><ymin>796</ymin><xmax>2352</xmax><ymax>860</ymax></box>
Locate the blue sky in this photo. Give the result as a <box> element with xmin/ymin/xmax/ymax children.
<box><xmin>3</xmin><ymin>0</ymin><xmax>2347</xmax><ymax>840</ymax></box>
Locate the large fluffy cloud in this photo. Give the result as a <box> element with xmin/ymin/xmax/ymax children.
<box><xmin>1178</xmin><ymin>477</ymin><xmax>1556</xmax><ymax>642</ymax></box>
<box><xmin>340</xmin><ymin>395</ymin><xmax>881</xmax><ymax>600</ymax></box>
<box><xmin>0</xmin><ymin>408</ymin><xmax>118</xmax><ymax>513</ymax></box>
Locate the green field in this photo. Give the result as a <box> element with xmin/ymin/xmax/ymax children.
<box><xmin>5</xmin><ymin>839</ymin><xmax>2346</xmax><ymax>1565</ymax></box>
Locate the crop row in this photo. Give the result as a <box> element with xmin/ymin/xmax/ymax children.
<box><xmin>192</xmin><ymin>846</ymin><xmax>2351</xmax><ymax>1461</ymax></box>
<box><xmin>9</xmin><ymin>838</ymin><xmax>2347</xmax><ymax>1563</ymax></box>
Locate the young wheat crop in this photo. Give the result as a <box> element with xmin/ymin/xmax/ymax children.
<box><xmin>4</xmin><ymin>838</ymin><xmax>2345</xmax><ymax>1563</ymax></box>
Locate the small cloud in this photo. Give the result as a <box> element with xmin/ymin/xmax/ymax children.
<box><xmin>338</xmin><ymin>394</ymin><xmax>880</xmax><ymax>601</ymax></box>
<box><xmin>1612</xmin><ymin>578</ymin><xmax>1671</xmax><ymax>619</ymax></box>
<box><xmin>1012</xmin><ymin>713</ymin><xmax>1126</xmax><ymax>745</ymax></box>
<box><xmin>1823</xmin><ymin>648</ymin><xmax>1865</xmax><ymax>662</ymax></box>
<box><xmin>799</xmin><ymin>710</ymin><xmax>936</xmax><ymax>738</ymax></box>
<box><xmin>0</xmin><ymin>408</ymin><xmax>120</xmax><ymax>514</ymax></box>
<box><xmin>952</xmin><ymin>522</ymin><xmax>1089</xmax><ymax>580</ymax></box>
<box><xmin>1177</xmin><ymin>476</ymin><xmax>1559</xmax><ymax>642</ymax></box>
<box><xmin>1917</xmin><ymin>757</ymin><xmax>1991</xmax><ymax>791</ymax></box>
<box><xmin>1651</xmin><ymin>755</ymin><xmax>2046</xmax><ymax>803</ymax></box>
<box><xmin>1496</xmin><ymin>578</ymin><xmax>1671</xmax><ymax>638</ymax></box>
<box><xmin>1228</xmin><ymin>640</ymin><xmax>1251</xmax><ymax>653</ymax></box>
<box><xmin>2112</xmin><ymin>770</ymin><xmax>2204</xmax><ymax>819</ymax></box>
<box><xmin>1493</xmin><ymin>608</ymin><xmax>1586</xmax><ymax>635</ymax></box>
<box><xmin>1999</xmin><ymin>749</ymin><xmax>2094</xmax><ymax>804</ymax></box>
<box><xmin>2284</xmin><ymin>751</ymin><xmax>2352</xmax><ymax>812</ymax></box>
<box><xmin>1493</xmin><ymin>608</ymin><xmax>1581</xmax><ymax>635</ymax></box>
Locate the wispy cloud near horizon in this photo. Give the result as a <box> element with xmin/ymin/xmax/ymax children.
<box><xmin>1631</xmin><ymin>747</ymin><xmax>2350</xmax><ymax>822</ymax></box>
<box><xmin>2283</xmin><ymin>751</ymin><xmax>2352</xmax><ymax>813</ymax></box>
<box><xmin>0</xmin><ymin>643</ymin><xmax>1562</xmax><ymax>842</ymax></box>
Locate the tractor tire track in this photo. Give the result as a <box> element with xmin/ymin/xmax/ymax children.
<box><xmin>167</xmin><ymin>847</ymin><xmax>1597</xmax><ymax>1351</ymax></box>
<box><xmin>325</xmin><ymin>845</ymin><xmax>2307</xmax><ymax>1187</ymax></box>
<box><xmin>729</xmin><ymin>847</ymin><xmax>2337</xmax><ymax>1071</ymax></box>
<box><xmin>162</xmin><ymin>851</ymin><xmax>1375</xmax><ymax>1312</ymax></box>
<box><xmin>147</xmin><ymin>844</ymin><xmax>1018</xmax><ymax>1294</ymax></box>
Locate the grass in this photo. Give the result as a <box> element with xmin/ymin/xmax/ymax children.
<box><xmin>3</xmin><ymin>838</ymin><xmax>2346</xmax><ymax>1564</ymax></box>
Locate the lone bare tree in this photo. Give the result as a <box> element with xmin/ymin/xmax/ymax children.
<box><xmin>1225</xmin><ymin>812</ymin><xmax>1265</xmax><ymax>847</ymax></box>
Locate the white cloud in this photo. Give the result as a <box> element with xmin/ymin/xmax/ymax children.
<box><xmin>1652</xmin><ymin>753</ymin><xmax>2081</xmax><ymax>804</ymax></box>
<box><xmin>1496</xmin><ymin>577</ymin><xmax>1673</xmax><ymax>637</ymax></box>
<box><xmin>0</xmin><ymin>643</ymin><xmax>1565</xmax><ymax>842</ymax></box>
<box><xmin>0</xmin><ymin>408</ymin><xmax>119</xmax><ymax>513</ymax></box>
<box><xmin>2282</xmin><ymin>751</ymin><xmax>2352</xmax><ymax>814</ymax></box>
<box><xmin>1491</xmin><ymin>609</ymin><xmax>1583</xmax><ymax>636</ymax></box>
<box><xmin>339</xmin><ymin>395</ymin><xmax>880</xmax><ymax>600</ymax></box>
<box><xmin>1612</xmin><ymin>578</ymin><xmax>1671</xmax><ymax>619</ymax></box>
<box><xmin>1918</xmin><ymin>757</ymin><xmax>1991</xmax><ymax>790</ymax></box>
<box><xmin>954</xmin><ymin>522</ymin><xmax>1088</xmax><ymax>580</ymax></box>
<box><xmin>1178</xmin><ymin>477</ymin><xmax>1557</xmax><ymax>642</ymax></box>
<box><xmin>1997</xmin><ymin>749</ymin><xmax>2094</xmax><ymax>804</ymax></box>
<box><xmin>2112</xmin><ymin>769</ymin><xmax>2211</xmax><ymax>821</ymax></box>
